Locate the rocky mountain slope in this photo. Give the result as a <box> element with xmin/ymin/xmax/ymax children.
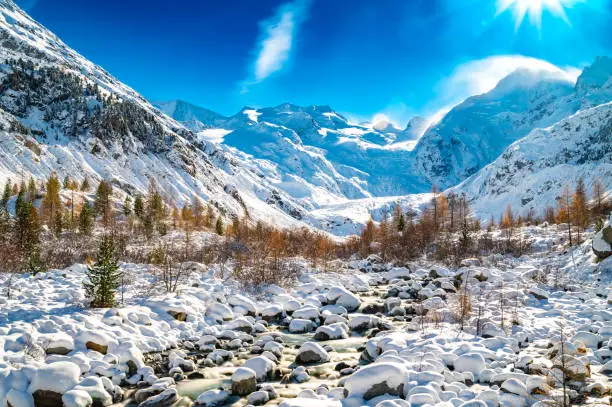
<box><xmin>455</xmin><ymin>101</ymin><xmax>612</xmax><ymax>219</ymax></box>
<box><xmin>0</xmin><ymin>0</ymin><xmax>313</xmax><ymax>228</ymax></box>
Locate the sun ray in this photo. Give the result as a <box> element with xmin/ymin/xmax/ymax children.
<box><xmin>495</xmin><ymin>0</ymin><xmax>575</xmax><ymax>30</ymax></box>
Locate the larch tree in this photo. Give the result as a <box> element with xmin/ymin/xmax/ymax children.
<box><xmin>41</xmin><ymin>172</ymin><xmax>61</xmax><ymax>224</ymax></box>
<box><xmin>592</xmin><ymin>177</ymin><xmax>605</xmax><ymax>217</ymax></box>
<box><xmin>571</xmin><ymin>178</ymin><xmax>588</xmax><ymax>243</ymax></box>
<box><xmin>215</xmin><ymin>216</ymin><xmax>224</xmax><ymax>236</ymax></box>
<box><xmin>556</xmin><ymin>184</ymin><xmax>573</xmax><ymax>247</ymax></box>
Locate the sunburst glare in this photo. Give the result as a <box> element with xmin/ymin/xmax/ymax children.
<box><xmin>496</xmin><ymin>0</ymin><xmax>580</xmax><ymax>29</ymax></box>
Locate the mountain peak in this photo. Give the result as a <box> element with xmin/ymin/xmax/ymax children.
<box><xmin>575</xmin><ymin>56</ymin><xmax>612</xmax><ymax>94</ymax></box>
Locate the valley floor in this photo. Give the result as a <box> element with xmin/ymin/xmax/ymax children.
<box><xmin>1</xmin><ymin>224</ymin><xmax>611</xmax><ymax>407</ymax></box>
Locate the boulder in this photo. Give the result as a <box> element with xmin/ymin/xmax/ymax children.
<box><xmin>593</xmin><ymin>216</ymin><xmax>612</xmax><ymax>259</ymax></box>
<box><xmin>195</xmin><ymin>389</ymin><xmax>229</xmax><ymax>407</ymax></box>
<box><xmin>314</xmin><ymin>323</ymin><xmax>349</xmax><ymax>341</ymax></box>
<box><xmin>344</xmin><ymin>362</ymin><xmax>408</xmax><ymax>400</ymax></box>
<box><xmin>139</xmin><ymin>389</ymin><xmax>178</xmax><ymax>407</ymax></box>
<box><xmin>231</xmin><ymin>367</ymin><xmax>257</xmax><ymax>396</ymax></box>
<box><xmin>296</xmin><ymin>342</ymin><xmax>329</xmax><ymax>364</ymax></box>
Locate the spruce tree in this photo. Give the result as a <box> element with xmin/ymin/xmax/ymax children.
<box><xmin>94</xmin><ymin>181</ymin><xmax>113</xmax><ymax>226</ymax></box>
<box><xmin>81</xmin><ymin>175</ymin><xmax>90</xmax><ymax>192</ymax></box>
<box><xmin>84</xmin><ymin>236</ymin><xmax>121</xmax><ymax>308</ymax></box>
<box><xmin>123</xmin><ymin>196</ymin><xmax>132</xmax><ymax>217</ymax></box>
<box><xmin>79</xmin><ymin>202</ymin><xmax>93</xmax><ymax>236</ymax></box>
<box><xmin>27</xmin><ymin>177</ymin><xmax>36</xmax><ymax>202</ymax></box>
<box><xmin>13</xmin><ymin>200</ymin><xmax>40</xmax><ymax>254</ymax></box>
<box><xmin>1</xmin><ymin>179</ymin><xmax>10</xmax><ymax>208</ymax></box>
<box><xmin>133</xmin><ymin>195</ymin><xmax>144</xmax><ymax>219</ymax></box>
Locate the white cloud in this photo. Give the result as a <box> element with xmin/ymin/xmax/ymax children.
<box><xmin>246</xmin><ymin>0</ymin><xmax>311</xmax><ymax>86</ymax></box>
<box><xmin>427</xmin><ymin>55</ymin><xmax>581</xmax><ymax>121</ymax></box>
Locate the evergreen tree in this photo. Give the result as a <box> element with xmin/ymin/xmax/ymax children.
<box><xmin>81</xmin><ymin>175</ymin><xmax>90</xmax><ymax>192</ymax></box>
<box><xmin>215</xmin><ymin>216</ymin><xmax>224</xmax><ymax>235</ymax></box>
<box><xmin>133</xmin><ymin>195</ymin><xmax>144</xmax><ymax>219</ymax></box>
<box><xmin>27</xmin><ymin>177</ymin><xmax>37</xmax><ymax>202</ymax></box>
<box><xmin>13</xmin><ymin>200</ymin><xmax>40</xmax><ymax>253</ymax></box>
<box><xmin>53</xmin><ymin>209</ymin><xmax>63</xmax><ymax>238</ymax></box>
<box><xmin>94</xmin><ymin>180</ymin><xmax>113</xmax><ymax>226</ymax></box>
<box><xmin>78</xmin><ymin>202</ymin><xmax>93</xmax><ymax>236</ymax></box>
<box><xmin>123</xmin><ymin>196</ymin><xmax>132</xmax><ymax>217</ymax></box>
<box><xmin>26</xmin><ymin>248</ymin><xmax>44</xmax><ymax>275</ymax></box>
<box><xmin>83</xmin><ymin>236</ymin><xmax>121</xmax><ymax>308</ymax></box>
<box><xmin>1</xmin><ymin>179</ymin><xmax>11</xmax><ymax>208</ymax></box>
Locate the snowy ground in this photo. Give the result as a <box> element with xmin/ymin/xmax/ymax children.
<box><xmin>1</xmin><ymin>224</ymin><xmax>611</xmax><ymax>407</ymax></box>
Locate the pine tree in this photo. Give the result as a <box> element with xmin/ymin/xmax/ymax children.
<box><xmin>81</xmin><ymin>175</ymin><xmax>90</xmax><ymax>192</ymax></box>
<box><xmin>27</xmin><ymin>177</ymin><xmax>37</xmax><ymax>202</ymax></box>
<box><xmin>94</xmin><ymin>180</ymin><xmax>113</xmax><ymax>226</ymax></box>
<box><xmin>123</xmin><ymin>196</ymin><xmax>132</xmax><ymax>217</ymax></box>
<box><xmin>215</xmin><ymin>216</ymin><xmax>224</xmax><ymax>235</ymax></box>
<box><xmin>84</xmin><ymin>236</ymin><xmax>121</xmax><ymax>308</ymax></box>
<box><xmin>133</xmin><ymin>195</ymin><xmax>144</xmax><ymax>219</ymax></box>
<box><xmin>1</xmin><ymin>179</ymin><xmax>11</xmax><ymax>208</ymax></box>
<box><xmin>13</xmin><ymin>200</ymin><xmax>40</xmax><ymax>253</ymax></box>
<box><xmin>78</xmin><ymin>202</ymin><xmax>93</xmax><ymax>236</ymax></box>
<box><xmin>53</xmin><ymin>208</ymin><xmax>63</xmax><ymax>238</ymax></box>
<box><xmin>26</xmin><ymin>247</ymin><xmax>44</xmax><ymax>275</ymax></box>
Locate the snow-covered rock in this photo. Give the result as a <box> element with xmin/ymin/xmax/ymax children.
<box><xmin>296</xmin><ymin>342</ymin><xmax>330</xmax><ymax>364</ymax></box>
<box><xmin>344</xmin><ymin>362</ymin><xmax>408</xmax><ymax>400</ymax></box>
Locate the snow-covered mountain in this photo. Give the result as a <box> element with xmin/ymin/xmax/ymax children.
<box><xmin>455</xmin><ymin>101</ymin><xmax>612</xmax><ymax>219</ymax></box>
<box><xmin>152</xmin><ymin>100</ymin><xmax>227</xmax><ymax>132</ymax></box>
<box><xmin>0</xmin><ymin>0</ymin><xmax>310</xmax><ymax>228</ymax></box>
<box><xmin>0</xmin><ymin>0</ymin><xmax>610</xmax><ymax>236</ymax></box>
<box><xmin>413</xmin><ymin>68</ymin><xmax>581</xmax><ymax>189</ymax></box>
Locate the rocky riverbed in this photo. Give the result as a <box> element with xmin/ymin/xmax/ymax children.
<box><xmin>2</xmin><ymin>225</ymin><xmax>612</xmax><ymax>407</ymax></box>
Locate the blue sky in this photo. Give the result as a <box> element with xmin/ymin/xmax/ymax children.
<box><xmin>17</xmin><ymin>0</ymin><xmax>612</xmax><ymax>126</ymax></box>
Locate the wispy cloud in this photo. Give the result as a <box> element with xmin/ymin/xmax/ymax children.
<box><xmin>243</xmin><ymin>0</ymin><xmax>311</xmax><ymax>90</ymax></box>
<box><xmin>427</xmin><ymin>55</ymin><xmax>581</xmax><ymax>121</ymax></box>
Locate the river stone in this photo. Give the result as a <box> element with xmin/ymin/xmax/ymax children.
<box><xmin>247</xmin><ymin>390</ymin><xmax>270</xmax><ymax>406</ymax></box>
<box><xmin>231</xmin><ymin>367</ymin><xmax>257</xmax><ymax>396</ymax></box>
<box><xmin>32</xmin><ymin>390</ymin><xmax>63</xmax><ymax>407</ymax></box>
<box><xmin>139</xmin><ymin>389</ymin><xmax>178</xmax><ymax>407</ymax></box>
<box><xmin>296</xmin><ymin>342</ymin><xmax>329</xmax><ymax>364</ymax></box>
<box><xmin>85</xmin><ymin>341</ymin><xmax>108</xmax><ymax>354</ymax></box>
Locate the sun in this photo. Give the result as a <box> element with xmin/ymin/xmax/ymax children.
<box><xmin>496</xmin><ymin>0</ymin><xmax>576</xmax><ymax>29</ymax></box>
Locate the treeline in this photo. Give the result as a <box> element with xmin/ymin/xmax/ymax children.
<box><xmin>0</xmin><ymin>173</ymin><xmax>340</xmax><ymax>289</ymax></box>
<box><xmin>356</xmin><ymin>178</ymin><xmax>609</xmax><ymax>264</ymax></box>
<box><xmin>357</xmin><ymin>189</ymin><xmax>483</xmax><ymax>264</ymax></box>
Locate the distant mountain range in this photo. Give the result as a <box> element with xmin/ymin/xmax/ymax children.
<box><xmin>0</xmin><ymin>0</ymin><xmax>610</xmax><ymax>235</ymax></box>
